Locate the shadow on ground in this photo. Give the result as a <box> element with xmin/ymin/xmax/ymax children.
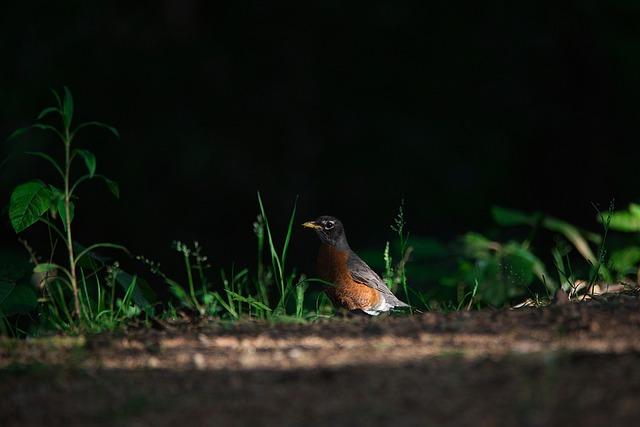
<box><xmin>2</xmin><ymin>352</ymin><xmax>639</xmax><ymax>427</ymax></box>
<box><xmin>2</xmin><ymin>296</ymin><xmax>640</xmax><ymax>426</ymax></box>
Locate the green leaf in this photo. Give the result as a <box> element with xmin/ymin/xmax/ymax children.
<box><xmin>70</xmin><ymin>174</ymin><xmax>91</xmax><ymax>195</ymax></box>
<box><xmin>281</xmin><ymin>195</ymin><xmax>298</xmax><ymax>267</ymax></box>
<box><xmin>603</xmin><ymin>205</ymin><xmax>640</xmax><ymax>232</ymax></box>
<box><xmin>502</xmin><ymin>243</ymin><xmax>538</xmax><ymax>287</ymax></box>
<box><xmin>0</xmin><ymin>281</ymin><xmax>37</xmax><ymax>316</ymax></box>
<box><xmin>50</xmin><ymin>88</ymin><xmax>62</xmax><ymax>109</ymax></box>
<box><xmin>37</xmin><ymin>107</ymin><xmax>60</xmax><ymax>120</ymax></box>
<box><xmin>607</xmin><ymin>212</ymin><xmax>640</xmax><ymax>232</ymax></box>
<box><xmin>492</xmin><ymin>206</ymin><xmax>537</xmax><ymax>226</ymax></box>
<box><xmin>26</xmin><ymin>151</ymin><xmax>64</xmax><ymax>178</ymax></box>
<box><xmin>7</xmin><ymin>123</ymin><xmax>63</xmax><ymax>141</ymax></box>
<box><xmin>97</xmin><ymin>175</ymin><xmax>120</xmax><ymax>198</ymax></box>
<box><xmin>7</xmin><ymin>126</ymin><xmax>33</xmax><ymax>141</ymax></box>
<box><xmin>57</xmin><ymin>198</ymin><xmax>75</xmax><ymax>231</ymax></box>
<box><xmin>74</xmin><ymin>243</ymin><xmax>128</xmax><ymax>265</ymax></box>
<box><xmin>494</xmin><ymin>207</ymin><xmax>601</xmax><ymax>248</ymax></box>
<box><xmin>63</xmin><ymin>86</ymin><xmax>74</xmax><ymax>129</ymax></box>
<box><xmin>609</xmin><ymin>246</ymin><xmax>640</xmax><ymax>273</ymax></box>
<box><xmin>9</xmin><ymin>181</ymin><xmax>53</xmax><ymax>233</ymax></box>
<box><xmin>49</xmin><ymin>184</ymin><xmax>63</xmax><ymax>198</ymax></box>
<box><xmin>74</xmin><ymin>244</ymin><xmax>105</xmax><ymax>270</ymax></box>
<box><xmin>167</xmin><ymin>279</ymin><xmax>190</xmax><ymax>305</ymax></box>
<box><xmin>73</xmin><ymin>121</ymin><xmax>120</xmax><ymax>139</ymax></box>
<box><xmin>461</xmin><ymin>232</ymin><xmax>498</xmax><ymax>257</ymax></box>
<box><xmin>543</xmin><ymin>217</ymin><xmax>598</xmax><ymax>264</ymax></box>
<box><xmin>33</xmin><ymin>123</ymin><xmax>60</xmax><ymax>134</ymax></box>
<box><xmin>33</xmin><ymin>263</ymin><xmax>58</xmax><ymax>273</ymax></box>
<box><xmin>74</xmin><ymin>149</ymin><xmax>96</xmax><ymax>177</ymax></box>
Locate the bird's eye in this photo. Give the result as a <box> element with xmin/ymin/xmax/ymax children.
<box><xmin>324</xmin><ymin>221</ymin><xmax>335</xmax><ymax>230</ymax></box>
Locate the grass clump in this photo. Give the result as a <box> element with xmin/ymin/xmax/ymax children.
<box><xmin>137</xmin><ymin>192</ymin><xmax>323</xmax><ymax>322</ymax></box>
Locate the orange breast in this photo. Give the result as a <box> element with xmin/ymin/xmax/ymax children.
<box><xmin>317</xmin><ymin>245</ymin><xmax>380</xmax><ymax>311</ymax></box>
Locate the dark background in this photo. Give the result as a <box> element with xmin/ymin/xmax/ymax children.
<box><xmin>1</xmin><ymin>1</ymin><xmax>639</xmax><ymax>275</ymax></box>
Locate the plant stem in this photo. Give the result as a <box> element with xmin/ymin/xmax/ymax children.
<box><xmin>64</xmin><ymin>129</ymin><xmax>81</xmax><ymax>319</ymax></box>
<box><xmin>184</xmin><ymin>252</ymin><xmax>200</xmax><ymax>313</ymax></box>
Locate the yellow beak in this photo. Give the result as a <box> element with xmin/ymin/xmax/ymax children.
<box><xmin>302</xmin><ymin>221</ymin><xmax>322</xmax><ymax>229</ymax></box>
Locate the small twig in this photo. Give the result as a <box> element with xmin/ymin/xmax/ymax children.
<box><xmin>17</xmin><ymin>238</ymin><xmax>39</xmax><ymax>265</ymax></box>
<box><xmin>18</xmin><ymin>237</ymin><xmax>59</xmax><ymax>289</ymax></box>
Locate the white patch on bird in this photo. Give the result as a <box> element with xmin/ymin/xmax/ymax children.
<box><xmin>362</xmin><ymin>298</ymin><xmax>394</xmax><ymax>315</ymax></box>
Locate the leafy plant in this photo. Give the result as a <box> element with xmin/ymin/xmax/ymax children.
<box><xmin>6</xmin><ymin>87</ymin><xmax>129</xmax><ymax>326</ymax></box>
<box><xmin>450</xmin><ymin>232</ymin><xmax>552</xmax><ymax>306</ymax></box>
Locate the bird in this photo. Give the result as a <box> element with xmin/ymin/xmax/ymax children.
<box><xmin>303</xmin><ymin>216</ymin><xmax>409</xmax><ymax>315</ymax></box>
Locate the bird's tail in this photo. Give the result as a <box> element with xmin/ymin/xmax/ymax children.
<box><xmin>385</xmin><ymin>294</ymin><xmax>410</xmax><ymax>309</ymax></box>
<box><xmin>394</xmin><ymin>300</ymin><xmax>410</xmax><ymax>308</ymax></box>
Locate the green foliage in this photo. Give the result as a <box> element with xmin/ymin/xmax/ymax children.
<box><xmin>34</xmin><ymin>264</ymin><xmax>147</xmax><ymax>334</ymax></box>
<box><xmin>384</xmin><ymin>204</ymin><xmax>630</xmax><ymax>311</ymax></box>
<box><xmin>492</xmin><ymin>205</ymin><xmax>617</xmax><ymax>288</ymax></box>
<box><xmin>2</xmin><ymin>88</ymin><xmax>142</xmax><ymax>335</ymax></box>
<box><xmin>453</xmin><ymin>233</ymin><xmax>551</xmax><ymax>306</ymax></box>
<box><xmin>492</xmin><ymin>206</ymin><xmax>601</xmax><ymax>265</ymax></box>
<box><xmin>74</xmin><ymin>149</ymin><xmax>96</xmax><ymax>177</ymax></box>
<box><xmin>9</xmin><ymin>181</ymin><xmax>52</xmax><ymax>233</ymax></box>
<box><xmin>8</xmin><ymin>87</ymin><xmax>120</xmax><ymax>237</ymax></box>
<box><xmin>609</xmin><ymin>247</ymin><xmax>640</xmax><ymax>276</ymax></box>
<box><xmin>603</xmin><ymin>203</ymin><xmax>640</xmax><ymax>232</ymax></box>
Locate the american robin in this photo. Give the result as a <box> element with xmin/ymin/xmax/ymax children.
<box><xmin>303</xmin><ymin>216</ymin><xmax>409</xmax><ymax>315</ymax></box>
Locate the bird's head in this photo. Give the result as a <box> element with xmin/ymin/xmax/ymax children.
<box><xmin>302</xmin><ymin>216</ymin><xmax>348</xmax><ymax>248</ymax></box>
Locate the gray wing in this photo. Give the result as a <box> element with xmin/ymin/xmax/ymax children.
<box><xmin>347</xmin><ymin>252</ymin><xmax>409</xmax><ymax>307</ymax></box>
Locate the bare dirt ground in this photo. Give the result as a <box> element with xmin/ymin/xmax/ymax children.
<box><xmin>2</xmin><ymin>295</ymin><xmax>640</xmax><ymax>427</ymax></box>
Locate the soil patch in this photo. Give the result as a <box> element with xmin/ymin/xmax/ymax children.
<box><xmin>2</xmin><ymin>296</ymin><xmax>640</xmax><ymax>426</ymax></box>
